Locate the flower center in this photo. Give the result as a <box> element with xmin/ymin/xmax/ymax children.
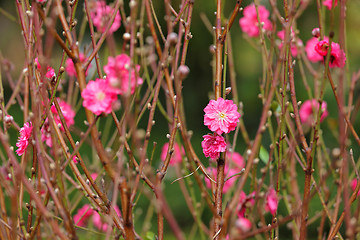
<box><xmin>96</xmin><ymin>91</ymin><xmax>106</xmax><ymax>101</ymax></box>
<box><xmin>218</xmin><ymin>112</ymin><xmax>226</xmax><ymax>120</ymax></box>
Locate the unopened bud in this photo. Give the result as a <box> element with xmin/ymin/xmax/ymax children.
<box><xmin>312</xmin><ymin>28</ymin><xmax>320</xmax><ymax>38</ymax></box>
<box><xmin>168</xmin><ymin>32</ymin><xmax>178</xmax><ymax>45</ymax></box>
<box><xmin>225</xmin><ymin>87</ymin><xmax>231</xmax><ymax>95</ymax></box>
<box><xmin>123</xmin><ymin>33</ymin><xmax>131</xmax><ymax>41</ymax></box>
<box><xmin>178</xmin><ymin>65</ymin><xmax>190</xmax><ymax>79</ymax></box>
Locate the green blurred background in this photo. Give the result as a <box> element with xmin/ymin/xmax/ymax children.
<box><xmin>1</xmin><ymin>0</ymin><xmax>360</xmax><ymax>239</ymax></box>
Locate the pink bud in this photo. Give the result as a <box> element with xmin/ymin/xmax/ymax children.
<box><xmin>265</xmin><ymin>188</ymin><xmax>278</xmax><ymax>216</ymax></box>
<box><xmin>236</xmin><ymin>217</ymin><xmax>252</xmax><ymax>232</ymax></box>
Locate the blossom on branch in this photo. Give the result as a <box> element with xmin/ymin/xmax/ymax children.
<box><xmin>299</xmin><ymin>99</ymin><xmax>328</xmax><ymax>126</ymax></box>
<box><xmin>81</xmin><ymin>78</ymin><xmax>117</xmax><ymax>115</ymax></box>
<box><xmin>92</xmin><ymin>205</ymin><xmax>121</xmax><ymax>231</ymax></box>
<box><xmin>51</xmin><ymin>98</ymin><xmax>75</xmax><ymax>130</ymax></box>
<box><xmin>277</xmin><ymin>28</ymin><xmax>303</xmax><ymax>57</ymax></box>
<box><xmin>351</xmin><ymin>179</ymin><xmax>360</xmax><ymax>197</ymax></box>
<box><xmin>65</xmin><ymin>53</ymin><xmax>91</xmax><ymax>77</ymax></box>
<box><xmin>90</xmin><ymin>1</ymin><xmax>121</xmax><ymax>34</ymax></box>
<box><xmin>73</xmin><ymin>204</ymin><xmax>95</xmax><ymax>227</ymax></box>
<box><xmin>204</xmin><ymin>97</ymin><xmax>240</xmax><ymax>135</ymax></box>
<box><xmin>201</xmin><ymin>133</ymin><xmax>227</xmax><ymax>160</ymax></box>
<box><xmin>239</xmin><ymin>4</ymin><xmax>272</xmax><ymax>38</ymax></box>
<box><xmin>104</xmin><ymin>54</ymin><xmax>143</xmax><ymax>95</ymax></box>
<box><xmin>265</xmin><ymin>188</ymin><xmax>278</xmax><ymax>216</ymax></box>
<box><xmin>323</xmin><ymin>0</ymin><xmax>338</xmax><ymax>10</ymax></box>
<box><xmin>315</xmin><ymin>39</ymin><xmax>346</xmax><ymax>68</ymax></box>
<box><xmin>16</xmin><ymin>122</ymin><xmax>33</xmax><ymax>156</ymax></box>
<box><xmin>35</xmin><ymin>57</ymin><xmax>56</xmax><ymax>79</ymax></box>
<box><xmin>236</xmin><ymin>217</ymin><xmax>252</xmax><ymax>232</ymax></box>
<box><xmin>305</xmin><ymin>37</ymin><xmax>324</xmax><ymax>62</ymax></box>
<box><xmin>238</xmin><ymin>191</ymin><xmax>255</xmax><ymax>218</ymax></box>
<box><xmin>40</xmin><ymin>99</ymin><xmax>75</xmax><ymax>147</ymax></box>
<box><xmin>73</xmin><ymin>204</ymin><xmax>121</xmax><ymax>231</ymax></box>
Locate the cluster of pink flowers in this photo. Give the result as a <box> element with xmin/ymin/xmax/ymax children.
<box><xmin>299</xmin><ymin>99</ymin><xmax>328</xmax><ymax>126</ymax></box>
<box><xmin>315</xmin><ymin>39</ymin><xmax>346</xmax><ymax>68</ymax></box>
<box><xmin>160</xmin><ymin>142</ymin><xmax>185</xmax><ymax>166</ymax></box>
<box><xmin>73</xmin><ymin>204</ymin><xmax>121</xmax><ymax>231</ymax></box>
<box><xmin>35</xmin><ymin>57</ymin><xmax>56</xmax><ymax>80</ymax></box>
<box><xmin>277</xmin><ymin>28</ymin><xmax>303</xmax><ymax>57</ymax></box>
<box><xmin>305</xmin><ymin>30</ymin><xmax>346</xmax><ymax>68</ymax></box>
<box><xmin>82</xmin><ymin>54</ymin><xmax>143</xmax><ymax>116</ymax></box>
<box><xmin>202</xmin><ymin>97</ymin><xmax>240</xmax><ymax>160</ymax></box>
<box><xmin>41</xmin><ymin>98</ymin><xmax>75</xmax><ymax>147</ymax></box>
<box><xmin>239</xmin><ymin>4</ymin><xmax>272</xmax><ymax>38</ymax></box>
<box><xmin>323</xmin><ymin>0</ymin><xmax>338</xmax><ymax>10</ymax></box>
<box><xmin>90</xmin><ymin>1</ymin><xmax>121</xmax><ymax>34</ymax></box>
<box><xmin>65</xmin><ymin>53</ymin><xmax>91</xmax><ymax>77</ymax></box>
<box><xmin>16</xmin><ymin>122</ymin><xmax>33</xmax><ymax>156</ymax></box>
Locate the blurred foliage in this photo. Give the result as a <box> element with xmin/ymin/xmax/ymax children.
<box><xmin>1</xmin><ymin>0</ymin><xmax>360</xmax><ymax>239</ymax></box>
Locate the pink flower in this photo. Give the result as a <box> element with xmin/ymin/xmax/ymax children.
<box><xmin>40</xmin><ymin>99</ymin><xmax>75</xmax><ymax>147</ymax></box>
<box><xmin>81</xmin><ymin>78</ymin><xmax>117</xmax><ymax>115</ymax></box>
<box><xmin>315</xmin><ymin>39</ymin><xmax>346</xmax><ymax>68</ymax></box>
<box><xmin>351</xmin><ymin>179</ymin><xmax>360</xmax><ymax>197</ymax></box>
<box><xmin>239</xmin><ymin>4</ymin><xmax>272</xmax><ymax>37</ymax></box>
<box><xmin>16</xmin><ymin>122</ymin><xmax>33</xmax><ymax>156</ymax></box>
<box><xmin>73</xmin><ymin>204</ymin><xmax>95</xmax><ymax>227</ymax></box>
<box><xmin>236</xmin><ymin>217</ymin><xmax>252</xmax><ymax>232</ymax></box>
<box><xmin>305</xmin><ymin>37</ymin><xmax>323</xmax><ymax>62</ymax></box>
<box><xmin>205</xmin><ymin>166</ymin><xmax>237</xmax><ymax>193</ymax></box>
<box><xmin>45</xmin><ymin>67</ymin><xmax>56</xmax><ymax>79</ymax></box>
<box><xmin>90</xmin><ymin>1</ymin><xmax>121</xmax><ymax>34</ymax></box>
<box><xmin>201</xmin><ymin>133</ymin><xmax>227</xmax><ymax>160</ymax></box>
<box><xmin>35</xmin><ymin>58</ymin><xmax>56</xmax><ymax>79</ymax></box>
<box><xmin>50</xmin><ymin>98</ymin><xmax>75</xmax><ymax>130</ymax></box>
<box><xmin>104</xmin><ymin>54</ymin><xmax>143</xmax><ymax>95</ymax></box>
<box><xmin>238</xmin><ymin>191</ymin><xmax>255</xmax><ymax>218</ymax></box>
<box><xmin>160</xmin><ymin>142</ymin><xmax>185</xmax><ymax>166</ymax></box>
<box><xmin>93</xmin><ymin>205</ymin><xmax>121</xmax><ymax>231</ymax></box>
<box><xmin>299</xmin><ymin>99</ymin><xmax>329</xmax><ymax>126</ymax></box>
<box><xmin>277</xmin><ymin>29</ymin><xmax>302</xmax><ymax>57</ymax></box>
<box><xmin>65</xmin><ymin>53</ymin><xmax>91</xmax><ymax>77</ymax></box>
<box><xmin>204</xmin><ymin>98</ymin><xmax>240</xmax><ymax>135</ymax></box>
<box><xmin>323</xmin><ymin>0</ymin><xmax>338</xmax><ymax>10</ymax></box>
<box><xmin>227</xmin><ymin>151</ymin><xmax>245</xmax><ymax>171</ymax></box>
<box><xmin>265</xmin><ymin>188</ymin><xmax>278</xmax><ymax>216</ymax></box>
